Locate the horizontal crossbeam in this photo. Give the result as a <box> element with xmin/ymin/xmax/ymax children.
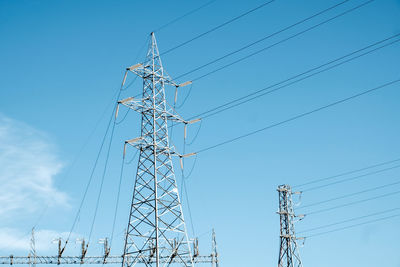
<box><xmin>0</xmin><ymin>255</ymin><xmax>216</xmax><ymax>265</ymax></box>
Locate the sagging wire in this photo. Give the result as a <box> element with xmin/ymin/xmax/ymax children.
<box><xmin>180</xmin><ymin>135</ymin><xmax>196</xmax><ymax>236</ymax></box>
<box><xmin>110</xmin><ymin>154</ymin><xmax>126</xmax><ymax>251</ymax></box>
<box><xmin>121</xmin><ymin>75</ymin><xmax>139</xmax><ymax>92</ymax></box>
<box><xmin>121</xmin><ymin>35</ymin><xmax>149</xmax><ymax>92</ymax></box>
<box><xmin>87</xmin><ymin>109</ymin><xmax>118</xmax><ymax>250</ymax></box>
<box><xmin>30</xmin><ymin>86</ymin><xmax>123</xmax><ymax>231</ymax></box>
<box><xmin>116</xmin><ymin>108</ymin><xmax>130</xmax><ymax>125</ymax></box>
<box><xmin>62</xmin><ymin>64</ymin><xmax>129</xmax><ymax>255</ymax></box>
<box><xmin>175</xmin><ymin>83</ymin><xmax>194</xmax><ymax>109</ymax></box>
<box><xmin>183</xmin><ymin>154</ymin><xmax>198</xmax><ymax>180</ymax></box>
<box><xmin>186</xmin><ymin>120</ymin><xmax>202</xmax><ymax>146</ymax></box>
<box><xmin>62</xmin><ymin>103</ymin><xmax>115</xmax><ymax>255</ymax></box>
<box><xmin>125</xmin><ymin>149</ymin><xmax>139</xmax><ymax>165</ymax></box>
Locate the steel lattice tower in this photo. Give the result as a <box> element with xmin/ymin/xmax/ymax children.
<box><xmin>120</xmin><ymin>32</ymin><xmax>194</xmax><ymax>267</ymax></box>
<box><xmin>0</xmin><ymin>32</ymin><xmax>217</xmax><ymax>267</ymax></box>
<box><xmin>277</xmin><ymin>185</ymin><xmax>303</xmax><ymax>267</ymax></box>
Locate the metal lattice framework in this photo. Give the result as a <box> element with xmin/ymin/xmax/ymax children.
<box><xmin>0</xmin><ymin>32</ymin><xmax>217</xmax><ymax>266</ymax></box>
<box><xmin>120</xmin><ymin>32</ymin><xmax>202</xmax><ymax>267</ymax></box>
<box><xmin>277</xmin><ymin>185</ymin><xmax>303</xmax><ymax>267</ymax></box>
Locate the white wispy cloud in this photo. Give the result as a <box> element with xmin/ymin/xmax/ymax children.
<box><xmin>0</xmin><ymin>114</ymin><xmax>68</xmax><ymax>217</ymax></box>
<box><xmin>0</xmin><ymin>114</ymin><xmax>72</xmax><ymax>253</ymax></box>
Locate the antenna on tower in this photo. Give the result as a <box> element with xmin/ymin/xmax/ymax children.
<box><xmin>277</xmin><ymin>185</ymin><xmax>304</xmax><ymax>267</ymax></box>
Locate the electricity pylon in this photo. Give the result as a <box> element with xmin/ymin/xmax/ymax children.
<box><xmin>211</xmin><ymin>230</ymin><xmax>219</xmax><ymax>267</ymax></box>
<box><xmin>119</xmin><ymin>32</ymin><xmax>199</xmax><ymax>267</ymax></box>
<box><xmin>0</xmin><ymin>32</ymin><xmax>217</xmax><ymax>267</ymax></box>
<box><xmin>277</xmin><ymin>185</ymin><xmax>303</xmax><ymax>267</ymax></box>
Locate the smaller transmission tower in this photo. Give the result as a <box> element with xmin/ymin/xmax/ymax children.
<box><xmin>277</xmin><ymin>185</ymin><xmax>303</xmax><ymax>267</ymax></box>
<box><xmin>211</xmin><ymin>230</ymin><xmax>219</xmax><ymax>267</ymax></box>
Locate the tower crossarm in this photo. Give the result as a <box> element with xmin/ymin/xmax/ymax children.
<box><xmin>118</xmin><ymin>97</ymin><xmax>186</xmax><ymax>123</ymax></box>
<box><xmin>127</xmin><ymin>63</ymin><xmax>178</xmax><ymax>87</ymax></box>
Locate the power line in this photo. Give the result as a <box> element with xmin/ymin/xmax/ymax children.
<box><xmin>302</xmin><ymin>164</ymin><xmax>400</xmax><ymax>192</ymax></box>
<box><xmin>187</xmin><ymin>32</ymin><xmax>400</xmax><ymax>121</ymax></box>
<box><xmin>304</xmin><ymin>213</ymin><xmax>400</xmax><ymax>238</ymax></box>
<box><xmin>64</xmin><ymin>99</ymin><xmax>116</xmax><ymax>249</ymax></box>
<box><xmin>63</xmin><ymin>66</ymin><xmax>129</xmax><ymax>250</ymax></box>
<box><xmin>306</xmin><ymin>190</ymin><xmax>400</xmax><ymax>216</ymax></box>
<box><xmin>198</xmin><ymin>37</ymin><xmax>400</xmax><ymax>120</ymax></box>
<box><xmin>294</xmin><ymin>157</ymin><xmax>400</xmax><ymax>188</ymax></box>
<box><xmin>183</xmin><ymin>154</ymin><xmax>198</xmax><ymax>179</ymax></box>
<box><xmin>176</xmin><ymin>83</ymin><xmax>194</xmax><ymax>109</ymax></box>
<box><xmin>175</xmin><ymin>0</ymin><xmax>351</xmax><ymax>80</ymax></box>
<box><xmin>125</xmin><ymin>148</ymin><xmax>139</xmax><ymax>165</ymax></box>
<box><xmin>194</xmin><ymin>78</ymin><xmax>400</xmax><ymax>154</ymax></box>
<box><xmin>31</xmin><ymin>87</ymin><xmax>122</xmax><ymax>230</ymax></box>
<box><xmin>298</xmin><ymin>207</ymin><xmax>400</xmax><ymax>234</ymax></box>
<box><xmin>187</xmin><ymin>120</ymin><xmax>203</xmax><ymax>146</ymax></box>
<box><xmin>153</xmin><ymin>0</ymin><xmax>217</xmax><ymax>33</ymax></box>
<box><xmin>160</xmin><ymin>0</ymin><xmax>276</xmax><ymax>56</ymax></box>
<box><xmin>88</xmin><ymin>109</ymin><xmax>118</xmax><ymax>245</ymax></box>
<box><xmin>191</xmin><ymin>0</ymin><xmax>375</xmax><ymax>81</ymax></box>
<box><xmin>110</xmin><ymin>155</ymin><xmax>126</xmax><ymax>250</ymax></box>
<box><xmin>299</xmin><ymin>180</ymin><xmax>400</xmax><ymax>209</ymax></box>
<box><xmin>180</xmin><ymin>135</ymin><xmax>195</xmax><ymax>236</ymax></box>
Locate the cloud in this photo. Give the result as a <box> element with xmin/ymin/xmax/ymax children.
<box><xmin>0</xmin><ymin>114</ymin><xmax>68</xmax><ymax>217</ymax></box>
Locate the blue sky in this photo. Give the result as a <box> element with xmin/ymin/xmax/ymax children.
<box><xmin>1</xmin><ymin>0</ymin><xmax>400</xmax><ymax>266</ymax></box>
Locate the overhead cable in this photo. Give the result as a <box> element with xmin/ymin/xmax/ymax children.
<box><xmin>194</xmin><ymin>78</ymin><xmax>400</xmax><ymax>154</ymax></box>
<box><xmin>304</xmin><ymin>213</ymin><xmax>400</xmax><ymax>238</ymax></box>
<box><xmin>64</xmin><ymin>98</ymin><xmax>117</xmax><ymax>250</ymax></box>
<box><xmin>153</xmin><ymin>0</ymin><xmax>217</xmax><ymax>33</ymax></box>
<box><xmin>306</xmin><ymin>190</ymin><xmax>400</xmax><ymax>215</ymax></box>
<box><xmin>110</xmin><ymin>155</ymin><xmax>126</xmax><ymax>250</ymax></box>
<box><xmin>299</xmin><ymin>180</ymin><xmax>400</xmax><ymax>209</ymax></box>
<box><xmin>175</xmin><ymin>0</ymin><xmax>351</xmax><ymax>80</ymax></box>
<box><xmin>191</xmin><ymin>0</ymin><xmax>375</xmax><ymax>81</ymax></box>
<box><xmin>302</xmin><ymin>164</ymin><xmax>400</xmax><ymax>192</ymax></box>
<box><xmin>88</xmin><ymin>108</ymin><xmax>118</xmax><ymax>245</ymax></box>
<box><xmin>160</xmin><ymin>0</ymin><xmax>276</xmax><ymax>56</ymax></box>
<box><xmin>187</xmin><ymin>33</ymin><xmax>400</xmax><ymax>121</ymax></box>
<box><xmin>294</xmin><ymin>157</ymin><xmax>400</xmax><ymax>188</ymax></box>
<box><xmin>298</xmin><ymin>207</ymin><xmax>400</xmax><ymax>234</ymax></box>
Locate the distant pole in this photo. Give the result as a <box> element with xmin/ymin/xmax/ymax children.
<box><xmin>211</xmin><ymin>229</ymin><xmax>219</xmax><ymax>267</ymax></box>
<box><xmin>277</xmin><ymin>185</ymin><xmax>303</xmax><ymax>267</ymax></box>
<box><xmin>30</xmin><ymin>228</ymin><xmax>36</xmax><ymax>267</ymax></box>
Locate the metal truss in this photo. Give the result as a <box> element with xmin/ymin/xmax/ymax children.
<box><xmin>277</xmin><ymin>185</ymin><xmax>303</xmax><ymax>267</ymax></box>
<box><xmin>118</xmin><ymin>32</ymin><xmax>208</xmax><ymax>267</ymax></box>
<box><xmin>0</xmin><ymin>232</ymin><xmax>218</xmax><ymax>266</ymax></box>
<box><xmin>0</xmin><ymin>32</ymin><xmax>217</xmax><ymax>267</ymax></box>
<box><xmin>0</xmin><ymin>255</ymin><xmax>216</xmax><ymax>265</ymax></box>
